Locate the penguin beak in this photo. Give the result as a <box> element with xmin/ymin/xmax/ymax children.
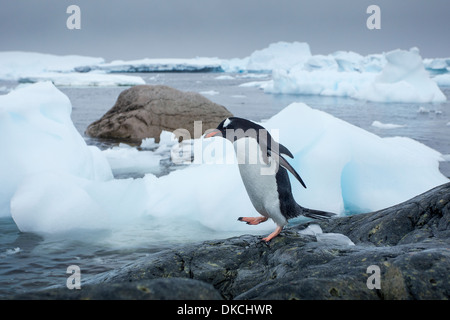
<box><xmin>204</xmin><ymin>129</ymin><xmax>221</xmax><ymax>138</ymax></box>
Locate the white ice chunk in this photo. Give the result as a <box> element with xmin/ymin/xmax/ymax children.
<box><xmin>229</xmin><ymin>42</ymin><xmax>312</xmax><ymax>73</ymax></box>
<box><xmin>266</xmin><ymin>48</ymin><xmax>446</xmax><ymax>103</ymax></box>
<box><xmin>0</xmin><ymin>51</ymin><xmax>104</xmax><ymax>80</ymax></box>
<box><xmin>0</xmin><ymin>82</ymin><xmax>113</xmax><ymax>217</ymax></box>
<box><xmin>200</xmin><ymin>90</ymin><xmax>219</xmax><ymax>96</ymax></box>
<box><xmin>19</xmin><ymin>72</ymin><xmax>145</xmax><ymax>87</ymax></box>
<box><xmin>371</xmin><ymin>121</ymin><xmax>406</xmax><ymax>129</ymax></box>
<box><xmin>215</xmin><ymin>75</ymin><xmax>234</xmax><ymax>80</ymax></box>
<box><xmin>298</xmin><ymin>224</ymin><xmax>323</xmax><ymax>236</ymax></box>
<box><xmin>298</xmin><ymin>224</ymin><xmax>355</xmax><ymax>246</ymax></box>
<box><xmin>433</xmin><ymin>74</ymin><xmax>450</xmax><ymax>86</ymax></box>
<box><xmin>102</xmin><ymin>145</ymin><xmax>163</xmax><ymax>177</ymax></box>
<box><xmin>316</xmin><ymin>233</ymin><xmax>355</xmax><ymax>246</ymax></box>
<box><xmin>87</xmin><ymin>57</ymin><xmax>223</xmax><ymax>73</ymax></box>
<box><xmin>356</xmin><ymin>48</ymin><xmax>446</xmax><ymax>103</ymax></box>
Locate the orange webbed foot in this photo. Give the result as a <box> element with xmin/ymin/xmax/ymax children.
<box><xmin>238</xmin><ymin>216</ymin><xmax>268</xmax><ymax>225</ymax></box>
<box><xmin>261</xmin><ymin>226</ymin><xmax>283</xmax><ymax>243</ymax></box>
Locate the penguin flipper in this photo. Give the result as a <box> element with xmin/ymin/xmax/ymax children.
<box><xmin>278</xmin><ymin>143</ymin><xmax>294</xmax><ymax>158</ymax></box>
<box><xmin>278</xmin><ymin>154</ymin><xmax>307</xmax><ymax>189</ymax></box>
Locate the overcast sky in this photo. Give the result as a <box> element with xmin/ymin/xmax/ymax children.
<box><xmin>1</xmin><ymin>0</ymin><xmax>449</xmax><ymax>61</ymax></box>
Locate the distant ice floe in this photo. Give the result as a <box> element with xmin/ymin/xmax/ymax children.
<box><xmin>199</xmin><ymin>90</ymin><xmax>220</xmax><ymax>96</ymax></box>
<box><xmin>371</xmin><ymin>121</ymin><xmax>406</xmax><ymax>129</ymax></box>
<box><xmin>228</xmin><ymin>43</ymin><xmax>448</xmax><ymax>103</ymax></box>
<box><xmin>80</xmin><ymin>57</ymin><xmax>223</xmax><ymax>73</ymax></box>
<box><xmin>1</xmin><ymin>82</ymin><xmax>448</xmax><ymax>235</ymax></box>
<box><xmin>19</xmin><ymin>72</ymin><xmax>145</xmax><ymax>87</ymax></box>
<box><xmin>224</xmin><ymin>41</ymin><xmax>312</xmax><ymax>73</ymax></box>
<box><xmin>1</xmin><ymin>42</ymin><xmax>448</xmax><ymax>95</ymax></box>
<box><xmin>433</xmin><ymin>74</ymin><xmax>450</xmax><ymax>86</ymax></box>
<box><xmin>0</xmin><ymin>51</ymin><xmax>144</xmax><ymax>87</ymax></box>
<box><xmin>264</xmin><ymin>48</ymin><xmax>446</xmax><ymax>103</ymax></box>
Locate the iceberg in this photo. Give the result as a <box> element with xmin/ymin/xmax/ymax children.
<box><xmin>0</xmin><ymin>51</ymin><xmax>105</xmax><ymax>80</ymax></box>
<box><xmin>0</xmin><ymin>51</ymin><xmax>144</xmax><ymax>87</ymax></box>
<box><xmin>18</xmin><ymin>72</ymin><xmax>145</xmax><ymax>87</ymax></box>
<box><xmin>433</xmin><ymin>74</ymin><xmax>450</xmax><ymax>86</ymax></box>
<box><xmin>266</xmin><ymin>48</ymin><xmax>446</xmax><ymax>103</ymax></box>
<box><xmin>423</xmin><ymin>57</ymin><xmax>450</xmax><ymax>75</ymax></box>
<box><xmin>2</xmin><ymin>83</ymin><xmax>448</xmax><ymax>236</ymax></box>
<box><xmin>102</xmin><ymin>143</ymin><xmax>163</xmax><ymax>177</ymax></box>
<box><xmin>80</xmin><ymin>57</ymin><xmax>224</xmax><ymax>73</ymax></box>
<box><xmin>0</xmin><ymin>82</ymin><xmax>113</xmax><ymax>217</ymax></box>
<box><xmin>354</xmin><ymin>48</ymin><xmax>446</xmax><ymax>103</ymax></box>
<box><xmin>221</xmin><ymin>41</ymin><xmax>312</xmax><ymax>73</ymax></box>
<box><xmin>244</xmin><ymin>41</ymin><xmax>312</xmax><ymax>72</ymax></box>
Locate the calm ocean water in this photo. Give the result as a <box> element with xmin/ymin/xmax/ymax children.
<box><xmin>1</xmin><ymin>73</ymin><xmax>449</xmax><ymax>297</ymax></box>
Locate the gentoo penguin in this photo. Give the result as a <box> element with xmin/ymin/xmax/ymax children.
<box><xmin>205</xmin><ymin>117</ymin><xmax>335</xmax><ymax>242</ymax></box>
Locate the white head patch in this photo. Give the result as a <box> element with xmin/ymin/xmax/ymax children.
<box><xmin>223</xmin><ymin>118</ymin><xmax>231</xmax><ymax>128</ymax></box>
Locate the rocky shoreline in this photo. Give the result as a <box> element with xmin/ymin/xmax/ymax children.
<box><xmin>11</xmin><ymin>182</ymin><xmax>450</xmax><ymax>300</ymax></box>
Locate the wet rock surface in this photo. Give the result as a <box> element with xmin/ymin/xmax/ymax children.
<box><xmin>12</xmin><ymin>182</ymin><xmax>450</xmax><ymax>300</ymax></box>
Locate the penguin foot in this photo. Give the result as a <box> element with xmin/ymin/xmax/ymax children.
<box><xmin>262</xmin><ymin>226</ymin><xmax>283</xmax><ymax>243</ymax></box>
<box><xmin>238</xmin><ymin>216</ymin><xmax>268</xmax><ymax>225</ymax></box>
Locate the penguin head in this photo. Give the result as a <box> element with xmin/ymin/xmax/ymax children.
<box><xmin>205</xmin><ymin>117</ymin><xmax>267</xmax><ymax>143</ymax></box>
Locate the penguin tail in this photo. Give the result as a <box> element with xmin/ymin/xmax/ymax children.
<box><xmin>295</xmin><ymin>204</ymin><xmax>336</xmax><ymax>220</ymax></box>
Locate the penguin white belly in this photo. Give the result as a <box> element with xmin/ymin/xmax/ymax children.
<box><xmin>233</xmin><ymin>138</ymin><xmax>288</xmax><ymax>227</ymax></box>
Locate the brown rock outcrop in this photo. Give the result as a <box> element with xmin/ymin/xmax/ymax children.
<box><xmin>85</xmin><ymin>85</ymin><xmax>232</xmax><ymax>142</ymax></box>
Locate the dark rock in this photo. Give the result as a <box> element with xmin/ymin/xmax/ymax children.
<box><xmin>85</xmin><ymin>85</ymin><xmax>233</xmax><ymax>143</ymax></box>
<box><xmin>13</xmin><ymin>182</ymin><xmax>450</xmax><ymax>300</ymax></box>
<box><xmin>11</xmin><ymin>278</ymin><xmax>223</xmax><ymax>300</ymax></box>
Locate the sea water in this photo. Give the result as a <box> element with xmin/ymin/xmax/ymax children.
<box><xmin>0</xmin><ymin>72</ymin><xmax>449</xmax><ymax>297</ymax></box>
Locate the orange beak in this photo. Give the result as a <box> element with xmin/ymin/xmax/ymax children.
<box><xmin>204</xmin><ymin>129</ymin><xmax>221</xmax><ymax>138</ymax></box>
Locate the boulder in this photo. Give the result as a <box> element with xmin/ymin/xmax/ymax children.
<box><xmin>85</xmin><ymin>85</ymin><xmax>233</xmax><ymax>143</ymax></box>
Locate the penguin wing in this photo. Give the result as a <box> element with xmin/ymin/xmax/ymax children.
<box><xmin>258</xmin><ymin>134</ymin><xmax>306</xmax><ymax>188</ymax></box>
<box><xmin>278</xmin><ymin>143</ymin><xmax>294</xmax><ymax>158</ymax></box>
<box><xmin>278</xmin><ymin>154</ymin><xmax>307</xmax><ymax>189</ymax></box>
<box><xmin>266</xmin><ymin>147</ymin><xmax>307</xmax><ymax>189</ymax></box>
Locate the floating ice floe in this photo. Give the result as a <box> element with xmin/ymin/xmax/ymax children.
<box><xmin>199</xmin><ymin>90</ymin><xmax>220</xmax><ymax>96</ymax></box>
<box><xmin>214</xmin><ymin>75</ymin><xmax>235</xmax><ymax>80</ymax></box>
<box><xmin>101</xmin><ymin>143</ymin><xmax>163</xmax><ymax>177</ymax></box>
<box><xmin>433</xmin><ymin>74</ymin><xmax>450</xmax><ymax>86</ymax></box>
<box><xmin>80</xmin><ymin>57</ymin><xmax>224</xmax><ymax>73</ymax></box>
<box><xmin>1</xmin><ymin>82</ymin><xmax>449</xmax><ymax>235</ymax></box>
<box><xmin>265</xmin><ymin>48</ymin><xmax>446</xmax><ymax>103</ymax></box>
<box><xmin>0</xmin><ymin>51</ymin><xmax>105</xmax><ymax>79</ymax></box>
<box><xmin>371</xmin><ymin>121</ymin><xmax>406</xmax><ymax>129</ymax></box>
<box><xmin>19</xmin><ymin>72</ymin><xmax>145</xmax><ymax>87</ymax></box>
<box><xmin>0</xmin><ymin>82</ymin><xmax>113</xmax><ymax>219</ymax></box>
<box><xmin>234</xmin><ymin>41</ymin><xmax>312</xmax><ymax>73</ymax></box>
<box><xmin>0</xmin><ymin>51</ymin><xmax>145</xmax><ymax>87</ymax></box>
